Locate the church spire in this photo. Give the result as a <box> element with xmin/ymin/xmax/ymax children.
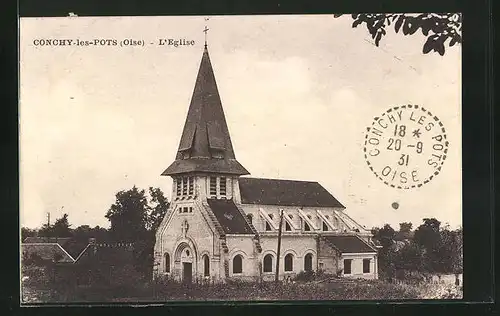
<box><xmin>162</xmin><ymin>46</ymin><xmax>249</xmax><ymax>176</ymax></box>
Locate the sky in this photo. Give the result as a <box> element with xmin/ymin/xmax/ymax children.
<box><xmin>19</xmin><ymin>15</ymin><xmax>462</xmax><ymax>231</ymax></box>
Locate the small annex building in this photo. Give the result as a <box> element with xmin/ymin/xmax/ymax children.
<box><xmin>153</xmin><ymin>44</ymin><xmax>379</xmax><ymax>283</ymax></box>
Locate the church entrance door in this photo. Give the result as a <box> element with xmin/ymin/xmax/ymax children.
<box><xmin>183</xmin><ymin>263</ymin><xmax>192</xmax><ymax>283</ymax></box>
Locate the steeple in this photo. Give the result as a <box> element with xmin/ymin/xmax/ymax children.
<box><xmin>162</xmin><ymin>46</ymin><xmax>249</xmax><ymax>176</ymax></box>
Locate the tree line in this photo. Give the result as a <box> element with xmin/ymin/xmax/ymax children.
<box><xmin>22</xmin><ymin>186</ymin><xmax>169</xmax><ymax>280</ymax></box>
<box><xmin>371</xmin><ymin>218</ymin><xmax>463</xmax><ymax>282</ymax></box>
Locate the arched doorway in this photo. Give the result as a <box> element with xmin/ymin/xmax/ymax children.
<box><xmin>174</xmin><ymin>242</ymin><xmax>196</xmax><ymax>283</ymax></box>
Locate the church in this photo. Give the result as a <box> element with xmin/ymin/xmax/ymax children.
<box><xmin>153</xmin><ymin>44</ymin><xmax>379</xmax><ymax>283</ymax></box>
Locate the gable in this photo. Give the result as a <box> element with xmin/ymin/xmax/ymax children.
<box><xmin>239</xmin><ymin>177</ymin><xmax>344</xmax><ymax>208</ymax></box>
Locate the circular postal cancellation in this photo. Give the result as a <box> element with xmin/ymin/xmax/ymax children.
<box><xmin>363</xmin><ymin>104</ymin><xmax>449</xmax><ymax>189</ymax></box>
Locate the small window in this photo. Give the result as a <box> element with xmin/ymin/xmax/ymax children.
<box><xmin>265</xmin><ymin>222</ymin><xmax>272</xmax><ymax>231</ymax></box>
<box><xmin>322</xmin><ymin>222</ymin><xmax>328</xmax><ymax>231</ymax></box>
<box><xmin>233</xmin><ymin>255</ymin><xmax>243</xmax><ymax>274</ymax></box>
<box><xmin>176</xmin><ymin>179</ymin><xmax>181</xmax><ymax>196</ymax></box>
<box><xmin>285</xmin><ymin>222</ymin><xmax>291</xmax><ymax>231</ymax></box>
<box><xmin>164</xmin><ymin>253</ymin><xmax>170</xmax><ymax>273</ymax></box>
<box><xmin>203</xmin><ymin>255</ymin><xmax>210</xmax><ymax>277</ymax></box>
<box><xmin>263</xmin><ymin>254</ymin><xmax>273</xmax><ymax>272</ymax></box>
<box><xmin>284</xmin><ymin>254</ymin><xmax>293</xmax><ymax>272</ymax></box>
<box><xmin>304</xmin><ymin>222</ymin><xmax>311</xmax><ymax>231</ymax></box>
<box><xmin>319</xmin><ymin>262</ymin><xmax>324</xmax><ymax>270</ymax></box>
<box><xmin>363</xmin><ymin>259</ymin><xmax>370</xmax><ymax>273</ymax></box>
<box><xmin>344</xmin><ymin>259</ymin><xmax>352</xmax><ymax>274</ymax></box>
<box><xmin>189</xmin><ymin>207</ymin><xmax>193</xmax><ymax>213</ymax></box>
<box><xmin>209</xmin><ymin>177</ymin><xmax>217</xmax><ymax>196</ymax></box>
<box><xmin>188</xmin><ymin>177</ymin><xmax>194</xmax><ymax>195</ymax></box>
<box><xmin>182</xmin><ymin>177</ymin><xmax>188</xmax><ymax>195</ymax></box>
<box><xmin>220</xmin><ymin>177</ymin><xmax>226</xmax><ymax>196</ymax></box>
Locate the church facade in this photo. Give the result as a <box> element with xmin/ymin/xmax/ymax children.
<box><xmin>153</xmin><ymin>46</ymin><xmax>379</xmax><ymax>283</ymax></box>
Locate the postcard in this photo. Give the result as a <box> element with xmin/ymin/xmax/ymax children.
<box><xmin>20</xmin><ymin>14</ymin><xmax>462</xmax><ymax>303</ymax></box>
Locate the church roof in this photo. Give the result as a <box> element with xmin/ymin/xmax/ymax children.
<box><xmin>322</xmin><ymin>235</ymin><xmax>377</xmax><ymax>254</ymax></box>
<box><xmin>162</xmin><ymin>46</ymin><xmax>249</xmax><ymax>176</ymax></box>
<box><xmin>207</xmin><ymin>199</ymin><xmax>254</xmax><ymax>235</ymax></box>
<box><xmin>238</xmin><ymin>177</ymin><xmax>345</xmax><ymax>208</ymax></box>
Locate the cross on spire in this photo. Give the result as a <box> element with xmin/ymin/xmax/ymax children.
<box><xmin>203</xmin><ymin>17</ymin><xmax>210</xmax><ymax>48</ymax></box>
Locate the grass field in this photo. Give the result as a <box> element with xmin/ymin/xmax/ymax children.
<box><xmin>22</xmin><ymin>277</ymin><xmax>463</xmax><ymax>303</ymax></box>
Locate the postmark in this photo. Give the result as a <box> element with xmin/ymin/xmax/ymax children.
<box><xmin>363</xmin><ymin>105</ymin><xmax>449</xmax><ymax>189</ymax></box>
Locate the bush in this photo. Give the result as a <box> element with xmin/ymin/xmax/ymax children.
<box><xmin>294</xmin><ymin>270</ymin><xmax>315</xmax><ymax>282</ymax></box>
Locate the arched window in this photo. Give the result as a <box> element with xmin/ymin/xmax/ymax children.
<box><xmin>263</xmin><ymin>254</ymin><xmax>273</xmax><ymax>272</ymax></box>
<box><xmin>203</xmin><ymin>254</ymin><xmax>210</xmax><ymax>277</ymax></box>
<box><xmin>246</xmin><ymin>214</ymin><xmax>253</xmax><ymax>224</ymax></box>
<box><xmin>284</xmin><ymin>253</ymin><xmax>293</xmax><ymax>272</ymax></box>
<box><xmin>304</xmin><ymin>253</ymin><xmax>313</xmax><ymax>272</ymax></box>
<box><xmin>304</xmin><ymin>222</ymin><xmax>311</xmax><ymax>231</ymax></box>
<box><xmin>233</xmin><ymin>255</ymin><xmax>243</xmax><ymax>274</ymax></box>
<box><xmin>164</xmin><ymin>253</ymin><xmax>170</xmax><ymax>273</ymax></box>
<box><xmin>265</xmin><ymin>222</ymin><xmax>272</xmax><ymax>231</ymax></box>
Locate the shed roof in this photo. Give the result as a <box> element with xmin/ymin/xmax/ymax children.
<box><xmin>23</xmin><ymin>236</ymin><xmax>72</xmax><ymax>245</ymax></box>
<box><xmin>322</xmin><ymin>235</ymin><xmax>377</xmax><ymax>254</ymax></box>
<box><xmin>22</xmin><ymin>243</ymin><xmax>75</xmax><ymax>263</ymax></box>
<box><xmin>207</xmin><ymin>199</ymin><xmax>254</xmax><ymax>235</ymax></box>
<box><xmin>239</xmin><ymin>177</ymin><xmax>345</xmax><ymax>208</ymax></box>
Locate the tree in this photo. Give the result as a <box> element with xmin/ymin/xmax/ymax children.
<box><xmin>146</xmin><ymin>187</ymin><xmax>170</xmax><ymax>233</ymax></box>
<box><xmin>373</xmin><ymin>224</ymin><xmax>396</xmax><ymax>248</ymax></box>
<box><xmin>399</xmin><ymin>222</ymin><xmax>413</xmax><ymax>233</ymax></box>
<box><xmin>21</xmin><ymin>227</ymin><xmax>37</xmax><ymax>241</ymax></box>
<box><xmin>105</xmin><ymin>186</ymin><xmax>169</xmax><ymax>280</ymax></box>
<box><xmin>72</xmin><ymin>225</ymin><xmax>109</xmax><ymax>243</ymax></box>
<box><xmin>372</xmin><ymin>224</ymin><xmax>397</xmax><ymax>280</ymax></box>
<box><xmin>105</xmin><ymin>186</ymin><xmax>149</xmax><ymax>242</ymax></box>
<box><xmin>334</xmin><ymin>13</ymin><xmax>462</xmax><ymax>55</ymax></box>
<box><xmin>51</xmin><ymin>213</ymin><xmax>72</xmax><ymax>237</ymax></box>
<box><xmin>394</xmin><ymin>241</ymin><xmax>424</xmax><ymax>273</ymax></box>
<box><xmin>398</xmin><ymin>222</ymin><xmax>413</xmax><ymax>240</ymax></box>
<box><xmin>37</xmin><ymin>213</ymin><xmax>72</xmax><ymax>238</ymax></box>
<box><xmin>413</xmin><ymin>218</ymin><xmax>443</xmax><ymax>272</ymax></box>
<box><xmin>414</xmin><ymin>218</ymin><xmax>441</xmax><ymax>250</ymax></box>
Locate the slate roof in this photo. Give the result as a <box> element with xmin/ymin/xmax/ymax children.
<box><xmin>163</xmin><ymin>46</ymin><xmax>248</xmax><ymax>176</ymax></box>
<box><xmin>23</xmin><ymin>236</ymin><xmax>90</xmax><ymax>259</ymax></box>
<box><xmin>24</xmin><ymin>236</ymin><xmax>72</xmax><ymax>245</ymax></box>
<box><xmin>163</xmin><ymin>158</ymin><xmax>248</xmax><ymax>176</ymax></box>
<box><xmin>207</xmin><ymin>199</ymin><xmax>254</xmax><ymax>235</ymax></box>
<box><xmin>323</xmin><ymin>235</ymin><xmax>377</xmax><ymax>254</ymax></box>
<box><xmin>239</xmin><ymin>177</ymin><xmax>345</xmax><ymax>208</ymax></box>
<box><xmin>22</xmin><ymin>243</ymin><xmax>76</xmax><ymax>263</ymax></box>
